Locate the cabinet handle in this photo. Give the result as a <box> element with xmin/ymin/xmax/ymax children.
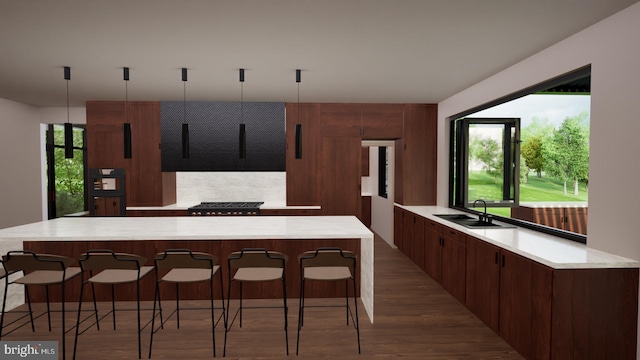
<box><xmin>494</xmin><ymin>252</ymin><xmax>498</xmax><ymax>264</ymax></box>
<box><xmin>501</xmin><ymin>255</ymin><xmax>505</xmax><ymax>268</ymax></box>
<box><xmin>440</xmin><ymin>238</ymin><xmax>444</xmax><ymax>247</ymax></box>
<box><xmin>413</xmin><ymin>217</ymin><xmax>416</xmax><ymax>224</ymax></box>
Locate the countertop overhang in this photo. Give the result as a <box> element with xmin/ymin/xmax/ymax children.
<box><xmin>0</xmin><ymin>215</ymin><xmax>370</xmax><ymax>241</ymax></box>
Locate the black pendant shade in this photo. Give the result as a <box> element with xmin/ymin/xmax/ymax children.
<box><xmin>239</xmin><ymin>68</ymin><xmax>246</xmax><ymax>159</ymax></box>
<box><xmin>63</xmin><ymin>66</ymin><xmax>73</xmax><ymax>158</ymax></box>
<box><xmin>295</xmin><ymin>69</ymin><xmax>302</xmax><ymax>159</ymax></box>
<box><xmin>182</xmin><ymin>123</ymin><xmax>190</xmax><ymax>159</ymax></box>
<box><xmin>123</xmin><ymin>123</ymin><xmax>132</xmax><ymax>158</ymax></box>
<box><xmin>239</xmin><ymin>123</ymin><xmax>247</xmax><ymax>159</ymax></box>
<box><xmin>295</xmin><ymin>123</ymin><xmax>302</xmax><ymax>159</ymax></box>
<box><xmin>64</xmin><ymin>122</ymin><xmax>74</xmax><ymax>159</ymax></box>
<box><xmin>181</xmin><ymin>67</ymin><xmax>189</xmax><ymax>159</ymax></box>
<box><xmin>123</xmin><ymin>67</ymin><xmax>132</xmax><ymax>159</ymax></box>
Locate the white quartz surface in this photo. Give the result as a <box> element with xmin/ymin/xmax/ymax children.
<box><xmin>0</xmin><ymin>216</ymin><xmax>370</xmax><ymax>241</ymax></box>
<box><xmin>397</xmin><ymin>205</ymin><xmax>638</xmax><ymax>270</ymax></box>
<box><xmin>0</xmin><ymin>216</ymin><xmax>375</xmax><ymax>322</ymax></box>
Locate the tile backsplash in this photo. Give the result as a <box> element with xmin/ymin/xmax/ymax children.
<box><xmin>176</xmin><ymin>172</ymin><xmax>286</xmax><ymax>206</ymax></box>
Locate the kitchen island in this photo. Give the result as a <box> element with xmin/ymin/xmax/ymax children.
<box><xmin>0</xmin><ymin>215</ymin><xmax>375</xmax><ymax>322</ymax></box>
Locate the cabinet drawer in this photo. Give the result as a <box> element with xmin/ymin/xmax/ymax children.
<box><xmin>443</xmin><ymin>227</ymin><xmax>466</xmax><ymax>245</ymax></box>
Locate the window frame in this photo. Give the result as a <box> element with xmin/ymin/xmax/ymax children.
<box><xmin>454</xmin><ymin>117</ymin><xmax>520</xmax><ymax>208</ymax></box>
<box><xmin>446</xmin><ymin>65</ymin><xmax>591</xmax><ymax>244</ymax></box>
<box><xmin>46</xmin><ymin>124</ymin><xmax>88</xmax><ymax>219</ymax></box>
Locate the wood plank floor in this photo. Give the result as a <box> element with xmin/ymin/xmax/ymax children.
<box><xmin>1</xmin><ymin>235</ymin><xmax>523</xmax><ymax>359</ymax></box>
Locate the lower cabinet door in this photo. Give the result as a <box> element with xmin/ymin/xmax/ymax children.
<box><xmin>499</xmin><ymin>250</ymin><xmax>552</xmax><ymax>360</ymax></box>
<box><xmin>465</xmin><ymin>236</ymin><xmax>500</xmax><ymax>332</ymax></box>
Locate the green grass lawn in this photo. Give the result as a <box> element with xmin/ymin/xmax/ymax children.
<box><xmin>468</xmin><ymin>171</ymin><xmax>588</xmax><ymax>217</ymax></box>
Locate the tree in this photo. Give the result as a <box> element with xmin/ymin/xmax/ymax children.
<box><xmin>521</xmin><ymin>136</ymin><xmax>544</xmax><ymax>178</ymax></box>
<box><xmin>469</xmin><ymin>136</ymin><xmax>502</xmax><ymax>183</ymax></box>
<box><xmin>521</xmin><ymin>116</ymin><xmax>554</xmax><ymax>143</ymax></box>
<box><xmin>542</xmin><ymin>112</ymin><xmax>589</xmax><ymax>195</ymax></box>
<box><xmin>52</xmin><ymin>127</ymin><xmax>85</xmax><ymax>216</ymax></box>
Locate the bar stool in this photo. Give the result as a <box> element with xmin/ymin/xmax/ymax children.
<box><xmin>148</xmin><ymin>249</ymin><xmax>225</xmax><ymax>358</ymax></box>
<box><xmin>296</xmin><ymin>247</ymin><xmax>360</xmax><ymax>354</ymax></box>
<box><xmin>0</xmin><ymin>260</ymin><xmax>26</xmax><ymax>338</ymax></box>
<box><xmin>224</xmin><ymin>248</ymin><xmax>288</xmax><ymax>356</ymax></box>
<box><xmin>1</xmin><ymin>251</ymin><xmax>82</xmax><ymax>360</ymax></box>
<box><xmin>73</xmin><ymin>250</ymin><xmax>154</xmax><ymax>360</ymax></box>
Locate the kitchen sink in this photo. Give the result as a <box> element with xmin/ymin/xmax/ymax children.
<box><xmin>434</xmin><ymin>214</ymin><xmax>515</xmax><ymax>229</ymax></box>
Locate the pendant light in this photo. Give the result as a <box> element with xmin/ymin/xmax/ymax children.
<box><xmin>239</xmin><ymin>68</ymin><xmax>246</xmax><ymax>159</ymax></box>
<box><xmin>63</xmin><ymin>66</ymin><xmax>73</xmax><ymax>159</ymax></box>
<box><xmin>123</xmin><ymin>67</ymin><xmax>132</xmax><ymax>159</ymax></box>
<box><xmin>295</xmin><ymin>69</ymin><xmax>302</xmax><ymax>159</ymax></box>
<box><xmin>181</xmin><ymin>67</ymin><xmax>190</xmax><ymax>159</ymax></box>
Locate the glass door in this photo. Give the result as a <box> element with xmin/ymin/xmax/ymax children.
<box><xmin>46</xmin><ymin>124</ymin><xmax>87</xmax><ymax>218</ymax></box>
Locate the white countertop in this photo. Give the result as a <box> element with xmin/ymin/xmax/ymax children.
<box><xmin>0</xmin><ymin>215</ymin><xmax>375</xmax><ymax>322</ymax></box>
<box><xmin>396</xmin><ymin>205</ymin><xmax>638</xmax><ymax>270</ymax></box>
<box><xmin>0</xmin><ymin>216</ymin><xmax>370</xmax><ymax>241</ymax></box>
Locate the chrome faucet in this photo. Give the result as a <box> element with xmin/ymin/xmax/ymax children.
<box><xmin>472</xmin><ymin>199</ymin><xmax>491</xmax><ymax>223</ymax></box>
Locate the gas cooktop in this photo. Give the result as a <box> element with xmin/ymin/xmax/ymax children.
<box><xmin>188</xmin><ymin>202</ymin><xmax>264</xmax><ymax>216</ymax></box>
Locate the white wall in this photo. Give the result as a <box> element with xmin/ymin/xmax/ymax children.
<box><xmin>437</xmin><ymin>3</ymin><xmax>640</xmax><ymax>356</ymax></box>
<box><xmin>0</xmin><ymin>102</ymin><xmax>86</xmax><ymax>229</ymax></box>
<box><xmin>367</xmin><ymin>143</ymin><xmax>395</xmax><ymax>247</ymax></box>
<box><xmin>0</xmin><ymin>99</ymin><xmax>43</xmax><ymax>229</ymax></box>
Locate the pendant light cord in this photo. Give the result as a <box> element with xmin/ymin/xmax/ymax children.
<box><xmin>183</xmin><ymin>81</ymin><xmax>186</xmax><ymax>123</ymax></box>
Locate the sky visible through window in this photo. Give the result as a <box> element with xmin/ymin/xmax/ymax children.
<box><xmin>468</xmin><ymin>94</ymin><xmax>590</xmax><ymax>129</ymax></box>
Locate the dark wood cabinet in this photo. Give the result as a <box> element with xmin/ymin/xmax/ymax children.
<box><xmin>285</xmin><ymin>102</ymin><xmax>436</xmax><ymax>216</ymax></box>
<box><xmin>395</xmin><ymin>104</ymin><xmax>437</xmax><ymax>205</ymax></box>
<box><xmin>465</xmin><ymin>235</ymin><xmax>638</xmax><ymax>360</ymax></box>
<box><xmin>93</xmin><ymin>197</ymin><xmax>121</xmax><ymax>216</ymax></box>
<box><xmin>401</xmin><ymin>208</ymin><xmax>414</xmax><ymax>257</ymax></box>
<box><xmin>286</xmin><ymin>103</ymin><xmax>320</xmax><ymax>206</ymax></box>
<box><xmin>440</xmin><ymin>227</ymin><xmax>466</xmax><ymax>303</ymax></box>
<box><xmin>550</xmin><ymin>268</ymin><xmax>638</xmax><ymax>359</ymax></box>
<box><xmin>423</xmin><ymin>220</ymin><xmax>466</xmax><ymax>303</ymax></box>
<box><xmin>360</xmin><ymin>103</ymin><xmax>403</xmax><ymax>139</ymax></box>
<box><xmin>126</xmin><ymin>209</ymin><xmax>189</xmax><ymax>217</ymax></box>
<box><xmin>86</xmin><ymin>101</ymin><xmax>126</xmax><ymax>169</ymax></box>
<box><xmin>397</xmin><ymin>210</ymin><xmax>638</xmax><ymax>359</ymax></box>
<box><xmin>361</xmin><ymin>146</ymin><xmax>370</xmax><ymax>176</ymax></box>
<box><xmin>320</xmin><ymin>103</ymin><xmax>361</xmax><ymax>137</ymax></box>
<box><xmin>393</xmin><ymin>207</ymin><xmax>404</xmax><ymax>251</ymax></box>
<box><xmin>259</xmin><ymin>208</ymin><xmax>321</xmax><ymax>216</ymax></box>
<box><xmin>320</xmin><ymin>136</ymin><xmax>361</xmax><ymax>217</ymax></box>
<box><xmin>499</xmin><ymin>250</ymin><xmax>552</xmax><ymax>360</ymax></box>
<box><xmin>393</xmin><ymin>207</ymin><xmax>425</xmax><ymax>266</ymax></box>
<box><xmin>319</xmin><ymin>103</ymin><xmax>403</xmax><ymax>139</ymax></box>
<box><xmin>466</xmin><ymin>236</ymin><xmax>553</xmax><ymax>359</ymax></box>
<box><xmin>86</xmin><ymin>101</ymin><xmax>176</xmax><ymax>208</ymax></box>
<box><xmin>411</xmin><ymin>215</ymin><xmax>425</xmax><ymax>270</ymax></box>
<box><xmin>465</xmin><ymin>236</ymin><xmax>500</xmax><ymax>332</ymax></box>
<box><xmin>360</xmin><ymin>196</ymin><xmax>371</xmax><ymax>227</ymax></box>
<box><xmin>423</xmin><ymin>218</ymin><xmax>442</xmax><ymax>281</ymax></box>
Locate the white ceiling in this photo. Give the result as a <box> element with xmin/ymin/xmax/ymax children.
<box><xmin>0</xmin><ymin>0</ymin><xmax>637</xmax><ymax>107</ymax></box>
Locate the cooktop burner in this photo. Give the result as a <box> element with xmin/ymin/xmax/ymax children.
<box><xmin>188</xmin><ymin>202</ymin><xmax>264</xmax><ymax>216</ymax></box>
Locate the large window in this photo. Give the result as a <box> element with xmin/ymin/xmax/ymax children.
<box><xmin>46</xmin><ymin>124</ymin><xmax>87</xmax><ymax>218</ymax></box>
<box><xmin>449</xmin><ymin>66</ymin><xmax>590</xmax><ymax>243</ymax></box>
